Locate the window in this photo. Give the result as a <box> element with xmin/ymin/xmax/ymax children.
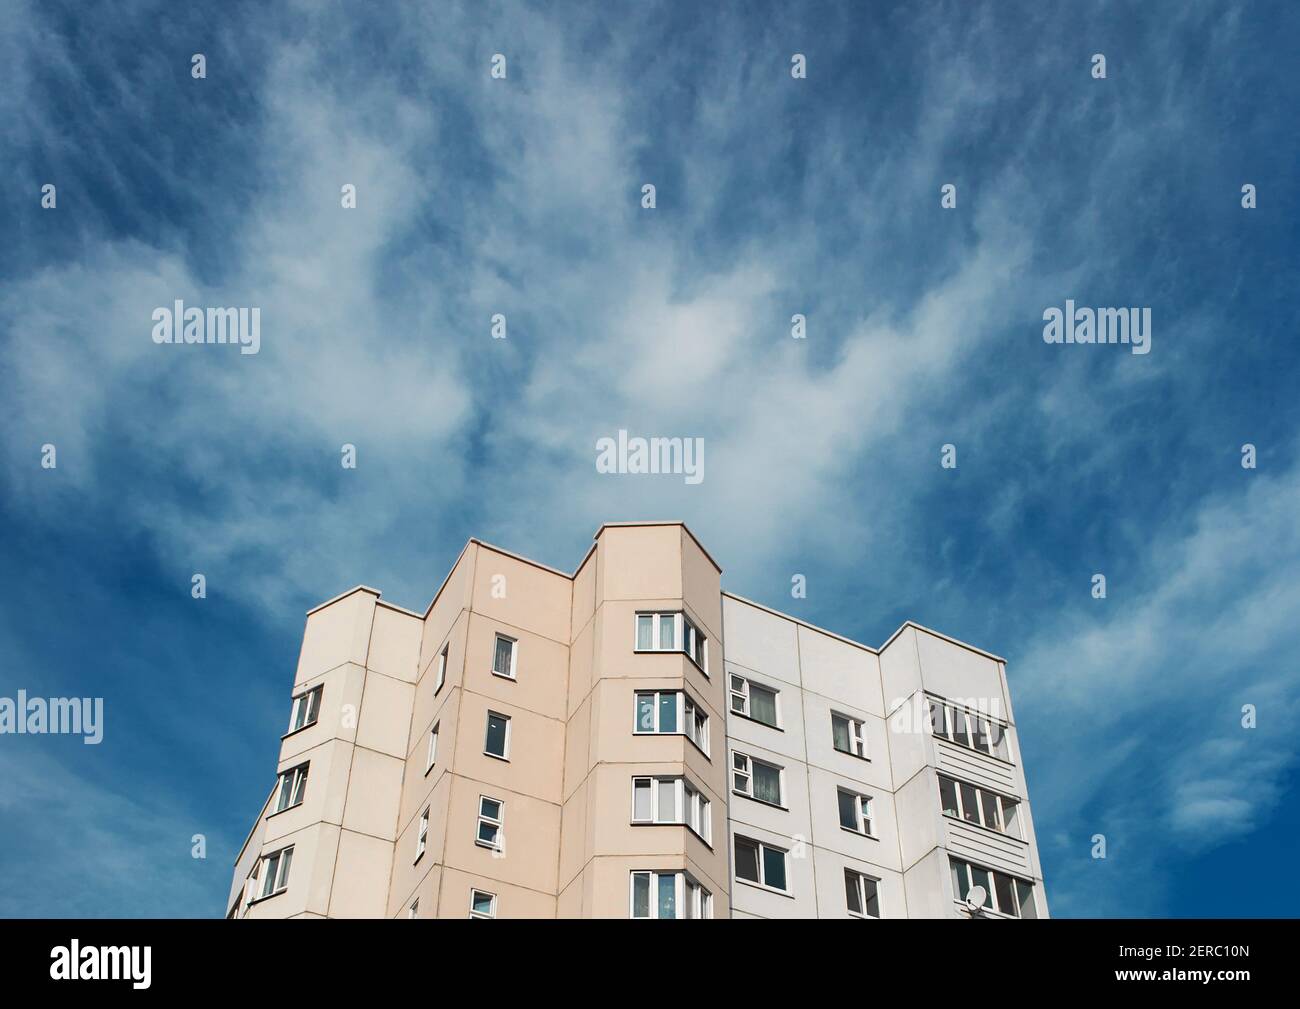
<box><xmin>928</xmin><ymin>696</ymin><xmax>1011</xmax><ymax>760</ymax></box>
<box><xmin>275</xmin><ymin>763</ymin><xmax>309</xmax><ymax>813</ymax></box>
<box><xmin>937</xmin><ymin>774</ymin><xmax>1021</xmax><ymax>837</ymax></box>
<box><xmin>734</xmin><ymin>836</ymin><xmax>788</xmax><ymax>892</ymax></box>
<box><xmin>257</xmin><ymin>846</ymin><xmax>293</xmax><ymax>899</ymax></box>
<box><xmin>729</xmin><ymin>675</ymin><xmax>779</xmax><ymax>728</ymax></box>
<box><xmin>845</xmin><ymin>869</ymin><xmax>881</xmax><ymax>918</ymax></box>
<box><xmin>629</xmin><ymin>871</ymin><xmax>713</xmax><ymax>919</ymax></box>
<box><xmin>425</xmin><ymin>722</ymin><xmax>439</xmax><ymax>774</ymax></box>
<box><xmin>408</xmin><ymin>899</ymin><xmax>419</xmax><ymax>919</ymax></box>
<box><xmin>630</xmin><ymin>776</ymin><xmax>711</xmax><ymax>843</ymax></box>
<box><xmin>476</xmin><ymin>796</ymin><xmax>503</xmax><ymax>850</ymax></box>
<box><xmin>469</xmin><ymin>889</ymin><xmax>497</xmax><ymax>919</ymax></box>
<box><xmin>949</xmin><ymin>857</ymin><xmax>1036</xmax><ymax>918</ymax></box>
<box><xmin>288</xmin><ymin>686</ymin><xmax>322</xmax><ymax>733</ymax></box>
<box><xmin>633</xmin><ymin>612</ymin><xmax>708</xmax><ymax>672</ymax></box>
<box><xmin>732</xmin><ymin>751</ymin><xmax>783</xmax><ymax>806</ymax></box>
<box><xmin>434</xmin><ymin>644</ymin><xmax>448</xmax><ymax>694</ymax></box>
<box><xmin>491</xmin><ymin>634</ymin><xmax>517</xmax><ymax>680</ymax></box>
<box><xmin>633</xmin><ymin>690</ymin><xmax>709</xmax><ymax>754</ymax></box>
<box><xmin>415</xmin><ymin>807</ymin><xmax>430</xmax><ymax>861</ymax></box>
<box><xmin>831</xmin><ymin>712</ymin><xmax>867</xmax><ymax>758</ymax></box>
<box><xmin>484</xmin><ymin>711</ymin><xmax>510</xmax><ymax>759</ymax></box>
<box><xmin>837</xmin><ymin>788</ymin><xmax>873</xmax><ymax>835</ymax></box>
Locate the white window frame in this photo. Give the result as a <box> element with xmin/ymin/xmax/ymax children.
<box><xmin>831</xmin><ymin>711</ymin><xmax>867</xmax><ymax>758</ymax></box>
<box><xmin>633</xmin><ymin>611</ymin><xmax>709</xmax><ymax>674</ymax></box>
<box><xmin>844</xmin><ymin>868</ymin><xmax>881</xmax><ymax>918</ymax></box>
<box><xmin>483</xmin><ymin>710</ymin><xmax>511</xmax><ymax>760</ymax></box>
<box><xmin>425</xmin><ymin>722</ymin><xmax>439</xmax><ymax>775</ymax></box>
<box><xmin>287</xmin><ymin>686</ymin><xmax>322</xmax><ymax>734</ymax></box>
<box><xmin>837</xmin><ymin>787</ymin><xmax>874</xmax><ymax>836</ymax></box>
<box><xmin>408</xmin><ymin>898</ymin><xmax>419</xmax><ymax>919</ymax></box>
<box><xmin>733</xmin><ymin>835</ymin><xmax>788</xmax><ymax>893</ymax></box>
<box><xmin>628</xmin><ymin>870</ymin><xmax>713</xmax><ymax>919</ymax></box>
<box><xmin>630</xmin><ymin>776</ymin><xmax>712</xmax><ymax>844</ymax></box>
<box><xmin>491</xmin><ymin>633</ymin><xmax>518</xmax><ymax>680</ymax></box>
<box><xmin>632</xmin><ymin>689</ymin><xmax>710</xmax><ymax>755</ymax></box>
<box><xmin>937</xmin><ymin>774</ymin><xmax>1020</xmax><ymax>837</ymax></box>
<box><xmin>948</xmin><ymin>857</ymin><xmax>1035</xmax><ymax>918</ymax></box>
<box><xmin>469</xmin><ymin>889</ymin><xmax>497</xmax><ymax>919</ymax></box>
<box><xmin>274</xmin><ymin>763</ymin><xmax>309</xmax><ymax>813</ymax></box>
<box><xmin>257</xmin><ymin>846</ymin><xmax>293</xmax><ymax>900</ymax></box>
<box><xmin>731</xmin><ymin>750</ymin><xmax>784</xmax><ymax>807</ymax></box>
<box><xmin>415</xmin><ymin>807</ymin><xmax>430</xmax><ymax>862</ymax></box>
<box><xmin>434</xmin><ymin>644</ymin><xmax>448</xmax><ymax>694</ymax></box>
<box><xmin>475</xmin><ymin>795</ymin><xmax>504</xmax><ymax>851</ymax></box>
<box><xmin>729</xmin><ymin>674</ymin><xmax>780</xmax><ymax>728</ymax></box>
<box><xmin>928</xmin><ymin>695</ymin><xmax>1011</xmax><ymax>761</ymax></box>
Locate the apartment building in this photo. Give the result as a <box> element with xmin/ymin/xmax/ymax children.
<box><xmin>228</xmin><ymin>521</ymin><xmax>1047</xmax><ymax>920</ymax></box>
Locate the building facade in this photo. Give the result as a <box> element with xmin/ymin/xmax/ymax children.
<box><xmin>228</xmin><ymin>521</ymin><xmax>1048</xmax><ymax>920</ymax></box>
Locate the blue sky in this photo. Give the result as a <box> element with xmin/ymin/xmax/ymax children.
<box><xmin>2</xmin><ymin>0</ymin><xmax>1298</xmax><ymax>917</ymax></box>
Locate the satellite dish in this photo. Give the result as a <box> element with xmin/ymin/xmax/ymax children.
<box><xmin>964</xmin><ymin>884</ymin><xmax>988</xmax><ymax>912</ymax></box>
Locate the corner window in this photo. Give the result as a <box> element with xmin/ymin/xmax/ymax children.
<box><xmin>633</xmin><ymin>690</ymin><xmax>709</xmax><ymax>754</ymax></box>
<box><xmin>492</xmin><ymin>634</ymin><xmax>517</xmax><ymax>680</ymax></box>
<box><xmin>425</xmin><ymin>722</ymin><xmax>439</xmax><ymax>774</ymax></box>
<box><xmin>949</xmin><ymin>857</ymin><xmax>1035</xmax><ymax>918</ymax></box>
<box><xmin>837</xmin><ymin>788</ymin><xmax>873</xmax><ymax>835</ymax></box>
<box><xmin>415</xmin><ymin>807</ymin><xmax>430</xmax><ymax>862</ymax></box>
<box><xmin>845</xmin><ymin>869</ymin><xmax>881</xmax><ymax>918</ymax></box>
<box><xmin>408</xmin><ymin>898</ymin><xmax>419</xmax><ymax>919</ymax></box>
<box><xmin>734</xmin><ymin>836</ymin><xmax>788</xmax><ymax>892</ymax></box>
<box><xmin>928</xmin><ymin>695</ymin><xmax>1011</xmax><ymax>760</ymax></box>
<box><xmin>732</xmin><ymin>751</ymin><xmax>783</xmax><ymax>806</ymax></box>
<box><xmin>729</xmin><ymin>675</ymin><xmax>779</xmax><ymax>728</ymax></box>
<box><xmin>275</xmin><ymin>763</ymin><xmax>309</xmax><ymax>813</ymax></box>
<box><xmin>288</xmin><ymin>686</ymin><xmax>322</xmax><ymax>733</ymax></box>
<box><xmin>434</xmin><ymin>644</ymin><xmax>448</xmax><ymax>694</ymax></box>
<box><xmin>484</xmin><ymin>711</ymin><xmax>510</xmax><ymax>759</ymax></box>
<box><xmin>469</xmin><ymin>889</ymin><xmax>497</xmax><ymax>919</ymax></box>
<box><xmin>630</xmin><ymin>776</ymin><xmax>711</xmax><ymax>843</ymax></box>
<box><xmin>937</xmin><ymin>774</ymin><xmax>1020</xmax><ymax>837</ymax></box>
<box><xmin>633</xmin><ymin>611</ymin><xmax>708</xmax><ymax>673</ymax></box>
<box><xmin>257</xmin><ymin>846</ymin><xmax>293</xmax><ymax>899</ymax></box>
<box><xmin>831</xmin><ymin>712</ymin><xmax>867</xmax><ymax>758</ymax></box>
<box><xmin>630</xmin><ymin>871</ymin><xmax>712</xmax><ymax>919</ymax></box>
<box><xmin>476</xmin><ymin>796</ymin><xmax>503</xmax><ymax>850</ymax></box>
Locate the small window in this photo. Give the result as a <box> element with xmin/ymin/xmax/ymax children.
<box><xmin>275</xmin><ymin>763</ymin><xmax>309</xmax><ymax>813</ymax></box>
<box><xmin>434</xmin><ymin>644</ymin><xmax>448</xmax><ymax>694</ymax></box>
<box><xmin>629</xmin><ymin>871</ymin><xmax>712</xmax><ymax>919</ymax></box>
<box><xmin>734</xmin><ymin>836</ymin><xmax>788</xmax><ymax>892</ymax></box>
<box><xmin>937</xmin><ymin>774</ymin><xmax>1020</xmax><ymax>837</ymax></box>
<box><xmin>484</xmin><ymin>711</ymin><xmax>510</xmax><ymax>759</ymax></box>
<box><xmin>469</xmin><ymin>889</ymin><xmax>497</xmax><ymax>919</ymax></box>
<box><xmin>948</xmin><ymin>857</ymin><xmax>1034</xmax><ymax>917</ymax></box>
<box><xmin>408</xmin><ymin>898</ymin><xmax>419</xmax><ymax>919</ymax></box>
<box><xmin>729</xmin><ymin>675</ymin><xmax>779</xmax><ymax>728</ymax></box>
<box><xmin>492</xmin><ymin>634</ymin><xmax>517</xmax><ymax>680</ymax></box>
<box><xmin>476</xmin><ymin>796</ymin><xmax>503</xmax><ymax>850</ymax></box>
<box><xmin>415</xmin><ymin>807</ymin><xmax>430</xmax><ymax>862</ymax></box>
<box><xmin>633</xmin><ymin>611</ymin><xmax>708</xmax><ymax>672</ymax></box>
<box><xmin>837</xmin><ymin>788</ymin><xmax>873</xmax><ymax>835</ymax></box>
<box><xmin>844</xmin><ymin>869</ymin><xmax>881</xmax><ymax>918</ymax></box>
<box><xmin>633</xmin><ymin>690</ymin><xmax>709</xmax><ymax>755</ymax></box>
<box><xmin>831</xmin><ymin>712</ymin><xmax>867</xmax><ymax>758</ymax></box>
<box><xmin>425</xmin><ymin>723</ymin><xmax>439</xmax><ymax>774</ymax></box>
<box><xmin>732</xmin><ymin>751</ymin><xmax>783</xmax><ymax>806</ymax></box>
<box><xmin>258</xmin><ymin>846</ymin><xmax>293</xmax><ymax>899</ymax></box>
<box><xmin>288</xmin><ymin>686</ymin><xmax>322</xmax><ymax>733</ymax></box>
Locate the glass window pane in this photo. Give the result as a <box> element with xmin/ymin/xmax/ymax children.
<box><xmin>989</xmin><ymin>720</ymin><xmax>1009</xmax><ymax>759</ymax></box>
<box><xmin>838</xmin><ymin>789</ymin><xmax>858</xmax><ymax>830</ymax></box>
<box><xmin>636</xmin><ymin>615</ymin><xmax>654</xmax><ymax>649</ymax></box>
<box><xmin>631</xmin><ymin>873</ymin><xmax>650</xmax><ymax>918</ymax></box>
<box><xmin>749</xmin><ymin>685</ymin><xmax>778</xmax><ymax>726</ymax></box>
<box><xmin>493</xmin><ymin>636</ymin><xmax>513</xmax><ymax>676</ymax></box>
<box><xmin>656</xmin><ymin>779</ymin><xmax>676</xmax><ymax>821</ymax></box>
<box><xmin>277</xmin><ymin>774</ymin><xmax>293</xmax><ymax>811</ymax></box>
<box><xmin>832</xmin><ymin>714</ymin><xmax>851</xmax><ymax>752</ymax></box>
<box><xmin>636</xmin><ymin>693</ymin><xmax>655</xmax><ymax>732</ymax></box>
<box><xmin>994</xmin><ymin>872</ymin><xmax>1017</xmax><ymax>916</ymax></box>
<box><xmin>735</xmin><ymin>838</ymin><xmax>760</xmax><ymax>882</ymax></box>
<box><xmin>980</xmin><ymin>790</ymin><xmax>1000</xmax><ymax>830</ymax></box>
<box><xmin>485</xmin><ymin>714</ymin><xmax>508</xmax><ymax>756</ymax></box>
<box><xmin>762</xmin><ymin>846</ymin><xmax>786</xmax><ymax>890</ymax></box>
<box><xmin>292</xmin><ymin>697</ymin><xmax>306</xmax><ymax>731</ymax></box>
<box><xmin>960</xmin><ymin>783</ymin><xmax>980</xmax><ymax>823</ymax></box>
<box><xmin>658</xmin><ymin>692</ymin><xmax>677</xmax><ymax>733</ymax></box>
<box><xmin>658</xmin><ymin>614</ymin><xmax>676</xmax><ymax>650</ymax></box>
<box><xmin>477</xmin><ymin>822</ymin><xmax>499</xmax><ymax>846</ymax></box>
<box><xmin>939</xmin><ymin>776</ymin><xmax>959</xmax><ymax>816</ymax></box>
<box><xmin>753</xmin><ymin>762</ymin><xmax>781</xmax><ymax>805</ymax></box>
<box><xmin>1017</xmin><ymin>879</ymin><xmax>1037</xmax><ymax>919</ymax></box>
<box><xmin>863</xmin><ymin>878</ymin><xmax>880</xmax><ymax>918</ymax></box>
<box><xmin>480</xmin><ymin>797</ymin><xmax>501</xmax><ymax>819</ymax></box>
<box><xmin>657</xmin><ymin>873</ymin><xmax>677</xmax><ymax>919</ymax></box>
<box><xmin>928</xmin><ymin>700</ymin><xmax>946</xmax><ymax>735</ymax></box>
<box><xmin>633</xmin><ymin>779</ymin><xmax>652</xmax><ymax>820</ymax></box>
<box><xmin>950</xmin><ymin>858</ymin><xmax>970</xmax><ymax>901</ymax></box>
<box><xmin>953</xmin><ymin>711</ymin><xmax>970</xmax><ymax>747</ymax></box>
<box><xmin>1001</xmin><ymin>799</ymin><xmax>1020</xmax><ymax>837</ymax></box>
<box><xmin>974</xmin><ymin>718</ymin><xmax>993</xmax><ymax>754</ymax></box>
<box><xmin>845</xmin><ymin>870</ymin><xmax>862</xmax><ymax>914</ymax></box>
<box><xmin>292</xmin><ymin>769</ymin><xmax>308</xmax><ymax>805</ymax></box>
<box><xmin>277</xmin><ymin>848</ymin><xmax>292</xmax><ymax>889</ymax></box>
<box><xmin>971</xmin><ymin>866</ymin><xmax>992</xmax><ymax>903</ymax></box>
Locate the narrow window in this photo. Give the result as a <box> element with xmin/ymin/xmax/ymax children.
<box><xmin>636</xmin><ymin>614</ymin><xmax>654</xmax><ymax>650</ymax></box>
<box><xmin>938</xmin><ymin>775</ymin><xmax>959</xmax><ymax>817</ymax></box>
<box><xmin>415</xmin><ymin>807</ymin><xmax>429</xmax><ymax>861</ymax></box>
<box><xmin>275</xmin><ymin>763</ymin><xmax>309</xmax><ymax>813</ymax></box>
<box><xmin>425</xmin><ymin>723</ymin><xmax>439</xmax><ymax>773</ymax></box>
<box><xmin>476</xmin><ymin>796</ymin><xmax>503</xmax><ymax>850</ymax></box>
<box><xmin>484</xmin><ymin>711</ymin><xmax>510</xmax><ymax>759</ymax></box>
<box><xmin>258</xmin><ymin>846</ymin><xmax>293</xmax><ymax>899</ymax></box>
<box><xmin>434</xmin><ymin>644</ymin><xmax>448</xmax><ymax>694</ymax></box>
<box><xmin>845</xmin><ymin>869</ymin><xmax>881</xmax><ymax>918</ymax></box>
<box><xmin>408</xmin><ymin>898</ymin><xmax>419</xmax><ymax>919</ymax></box>
<box><xmin>289</xmin><ymin>686</ymin><xmax>322</xmax><ymax>733</ymax></box>
<box><xmin>469</xmin><ymin>889</ymin><xmax>497</xmax><ymax>919</ymax></box>
<box><xmin>492</xmin><ymin>634</ymin><xmax>517</xmax><ymax>679</ymax></box>
<box><xmin>837</xmin><ymin>788</ymin><xmax>872</xmax><ymax>834</ymax></box>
